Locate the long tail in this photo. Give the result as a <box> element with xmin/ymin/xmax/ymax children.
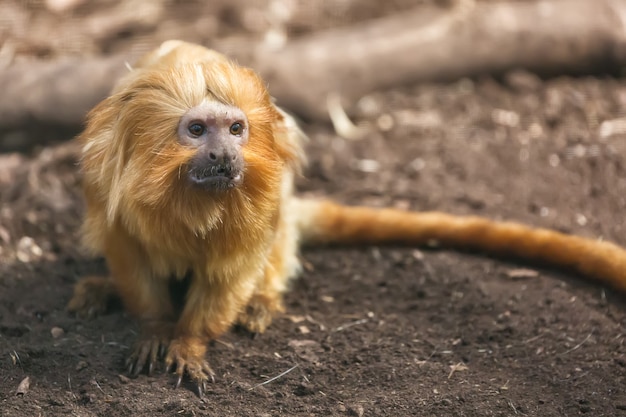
<box><xmin>294</xmin><ymin>198</ymin><xmax>626</xmax><ymax>292</ymax></box>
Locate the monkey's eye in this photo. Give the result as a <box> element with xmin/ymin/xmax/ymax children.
<box><xmin>188</xmin><ymin>123</ymin><xmax>206</xmax><ymax>137</ymax></box>
<box><xmin>229</xmin><ymin>122</ymin><xmax>244</xmax><ymax>136</ymax></box>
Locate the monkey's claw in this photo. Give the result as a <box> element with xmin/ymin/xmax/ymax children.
<box><xmin>236</xmin><ymin>296</ymin><xmax>279</xmax><ymax>334</ymax></box>
<box><xmin>165</xmin><ymin>339</ymin><xmax>215</xmax><ymax>396</ymax></box>
<box><xmin>66</xmin><ymin>276</ymin><xmax>115</xmax><ymax>319</ymax></box>
<box><xmin>126</xmin><ymin>333</ymin><xmax>170</xmax><ymax>376</ymax></box>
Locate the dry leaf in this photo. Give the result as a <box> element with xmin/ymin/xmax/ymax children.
<box><xmin>505</xmin><ymin>268</ymin><xmax>539</xmax><ymax>279</ymax></box>
<box><xmin>448</xmin><ymin>362</ymin><xmax>469</xmax><ymax>379</ymax></box>
<box><xmin>16</xmin><ymin>376</ymin><xmax>30</xmax><ymax>396</ymax></box>
<box><xmin>286</xmin><ymin>315</ymin><xmax>306</xmax><ymax>323</ymax></box>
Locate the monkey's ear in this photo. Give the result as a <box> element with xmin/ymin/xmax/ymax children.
<box><xmin>272</xmin><ymin>105</ymin><xmax>307</xmax><ymax>172</ymax></box>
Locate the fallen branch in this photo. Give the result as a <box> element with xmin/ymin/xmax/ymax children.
<box><xmin>258</xmin><ymin>0</ymin><xmax>626</xmax><ymax>119</ymax></box>
<box><xmin>0</xmin><ymin>55</ymin><xmax>130</xmax><ymax>149</ymax></box>
<box><xmin>1</xmin><ymin>0</ymin><xmax>625</xmax><ymax>149</ymax></box>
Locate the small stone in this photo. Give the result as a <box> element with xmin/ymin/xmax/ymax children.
<box><xmin>347</xmin><ymin>405</ymin><xmax>364</xmax><ymax>417</ymax></box>
<box><xmin>505</xmin><ymin>70</ymin><xmax>542</xmax><ymax>92</ymax></box>
<box><xmin>16</xmin><ymin>236</ymin><xmax>43</xmax><ymax>263</ymax></box>
<box><xmin>293</xmin><ymin>382</ymin><xmax>315</xmax><ymax>396</ymax></box>
<box><xmin>376</xmin><ymin>114</ymin><xmax>394</xmax><ymax>131</ymax></box>
<box><xmin>491</xmin><ymin>109</ymin><xmax>520</xmax><ymax>127</ymax></box>
<box><xmin>51</xmin><ymin>327</ymin><xmax>64</xmax><ymax>338</ymax></box>
<box><xmin>75</xmin><ymin>361</ymin><xmax>88</xmax><ymax>371</ymax></box>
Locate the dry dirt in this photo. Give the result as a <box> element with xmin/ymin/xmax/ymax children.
<box><xmin>1</xmin><ymin>1</ymin><xmax>626</xmax><ymax>416</ymax></box>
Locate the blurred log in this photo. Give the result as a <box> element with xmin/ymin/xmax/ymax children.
<box><xmin>1</xmin><ymin>0</ymin><xmax>626</xmax><ymax>150</ymax></box>
<box><xmin>0</xmin><ymin>56</ymin><xmax>130</xmax><ymax>150</ymax></box>
<box><xmin>257</xmin><ymin>0</ymin><xmax>626</xmax><ymax>119</ymax></box>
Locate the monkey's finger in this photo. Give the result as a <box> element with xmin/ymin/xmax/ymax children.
<box><xmin>174</xmin><ymin>373</ymin><xmax>183</xmax><ymax>389</ymax></box>
<box><xmin>131</xmin><ymin>359</ymin><xmax>143</xmax><ymax>376</ymax></box>
<box><xmin>164</xmin><ymin>356</ymin><xmax>174</xmax><ymax>374</ymax></box>
<box><xmin>124</xmin><ymin>353</ymin><xmax>137</xmax><ymax>375</ymax></box>
<box><xmin>173</xmin><ymin>361</ymin><xmax>186</xmax><ymax>389</ymax></box>
<box><xmin>202</xmin><ymin>363</ymin><xmax>216</xmax><ymax>384</ymax></box>
<box><xmin>131</xmin><ymin>343</ymin><xmax>151</xmax><ymax>376</ymax></box>
<box><xmin>197</xmin><ymin>381</ymin><xmax>204</xmax><ymax>399</ymax></box>
<box><xmin>148</xmin><ymin>340</ymin><xmax>161</xmax><ymax>376</ymax></box>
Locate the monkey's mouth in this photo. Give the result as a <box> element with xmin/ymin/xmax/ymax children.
<box><xmin>187</xmin><ymin>164</ymin><xmax>243</xmax><ymax>190</ymax></box>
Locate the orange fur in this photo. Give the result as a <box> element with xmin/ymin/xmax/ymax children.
<box><xmin>72</xmin><ymin>41</ymin><xmax>302</xmax><ymax>387</ymax></box>
<box><xmin>296</xmin><ymin>200</ymin><xmax>626</xmax><ymax>292</ymax></box>
<box><xmin>68</xmin><ymin>40</ymin><xmax>626</xmax><ymax>391</ymax></box>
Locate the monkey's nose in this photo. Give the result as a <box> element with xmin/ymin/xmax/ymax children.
<box><xmin>204</xmin><ymin>151</ymin><xmax>238</xmax><ymax>177</ymax></box>
<box><xmin>208</xmin><ymin>151</ymin><xmax>237</xmax><ymax>164</ymax></box>
<box><xmin>188</xmin><ymin>151</ymin><xmax>244</xmax><ymax>189</ymax></box>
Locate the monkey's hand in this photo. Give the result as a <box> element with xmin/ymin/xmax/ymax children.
<box><xmin>66</xmin><ymin>276</ymin><xmax>117</xmax><ymax>319</ymax></box>
<box><xmin>126</xmin><ymin>320</ymin><xmax>175</xmax><ymax>377</ymax></box>
<box><xmin>236</xmin><ymin>294</ymin><xmax>283</xmax><ymax>334</ymax></box>
<box><xmin>165</xmin><ymin>336</ymin><xmax>215</xmax><ymax>397</ymax></box>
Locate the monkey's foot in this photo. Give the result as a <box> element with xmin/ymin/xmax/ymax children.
<box><xmin>165</xmin><ymin>337</ymin><xmax>214</xmax><ymax>397</ymax></box>
<box><xmin>236</xmin><ymin>294</ymin><xmax>283</xmax><ymax>334</ymax></box>
<box><xmin>126</xmin><ymin>321</ymin><xmax>174</xmax><ymax>376</ymax></box>
<box><xmin>66</xmin><ymin>276</ymin><xmax>117</xmax><ymax>318</ymax></box>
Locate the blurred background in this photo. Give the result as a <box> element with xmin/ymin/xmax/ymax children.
<box><xmin>2</xmin><ymin>1</ymin><xmax>626</xmax><ymax>416</ymax></box>
<box><xmin>2</xmin><ymin>0</ymin><xmax>625</xmax><ymax>149</ymax></box>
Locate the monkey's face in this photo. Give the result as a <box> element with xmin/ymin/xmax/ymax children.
<box><xmin>81</xmin><ymin>59</ymin><xmax>300</xmax><ymax>232</ymax></box>
<box><xmin>178</xmin><ymin>101</ymin><xmax>248</xmax><ymax>190</ymax></box>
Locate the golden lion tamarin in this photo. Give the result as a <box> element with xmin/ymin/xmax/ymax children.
<box><xmin>68</xmin><ymin>40</ymin><xmax>626</xmax><ymax>394</ymax></box>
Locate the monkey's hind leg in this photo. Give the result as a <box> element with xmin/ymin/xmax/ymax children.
<box><xmin>236</xmin><ymin>268</ymin><xmax>287</xmax><ymax>334</ymax></box>
<box><xmin>67</xmin><ymin>276</ymin><xmax>119</xmax><ymax>318</ymax></box>
<box><xmin>237</xmin><ymin>223</ymin><xmax>300</xmax><ymax>334</ymax></box>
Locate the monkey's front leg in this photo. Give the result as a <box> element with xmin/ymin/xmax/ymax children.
<box><xmin>105</xmin><ymin>246</ymin><xmax>177</xmax><ymax>376</ymax></box>
<box><xmin>165</xmin><ymin>274</ymin><xmax>257</xmax><ymax>392</ymax></box>
<box><xmin>127</xmin><ymin>315</ymin><xmax>175</xmax><ymax>377</ymax></box>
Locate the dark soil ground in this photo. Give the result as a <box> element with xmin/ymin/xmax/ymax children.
<box><xmin>2</xmin><ymin>1</ymin><xmax>626</xmax><ymax>416</ymax></box>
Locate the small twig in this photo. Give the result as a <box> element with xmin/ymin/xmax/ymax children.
<box><xmin>11</xmin><ymin>351</ymin><xmax>23</xmax><ymax>370</ymax></box>
<box><xmin>300</xmin><ymin>369</ymin><xmax>310</xmax><ymax>383</ymax></box>
<box><xmin>447</xmin><ymin>362</ymin><xmax>469</xmax><ymax>379</ymax></box>
<box><xmin>333</xmin><ymin>318</ymin><xmax>368</xmax><ymax>332</ymax></box>
<box><xmin>105</xmin><ymin>342</ymin><xmax>129</xmax><ymax>349</ymax></box>
<box><xmin>558</xmin><ymin>332</ymin><xmax>593</xmax><ymax>356</ymax></box>
<box><xmin>326</xmin><ymin>92</ymin><xmax>367</xmax><ymax>140</ymax></box>
<box><xmin>523</xmin><ymin>332</ymin><xmax>547</xmax><ymax>344</ymax></box>
<box><xmin>92</xmin><ymin>378</ymin><xmax>105</xmax><ymax>394</ymax></box>
<box><xmin>214</xmin><ymin>339</ymin><xmax>234</xmax><ymax>349</ymax></box>
<box><xmin>67</xmin><ymin>374</ymin><xmax>76</xmax><ymax>399</ymax></box>
<box><xmin>508</xmin><ymin>400</ymin><xmax>519</xmax><ymax>415</ymax></box>
<box><xmin>249</xmin><ymin>364</ymin><xmax>299</xmax><ymax>390</ymax></box>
